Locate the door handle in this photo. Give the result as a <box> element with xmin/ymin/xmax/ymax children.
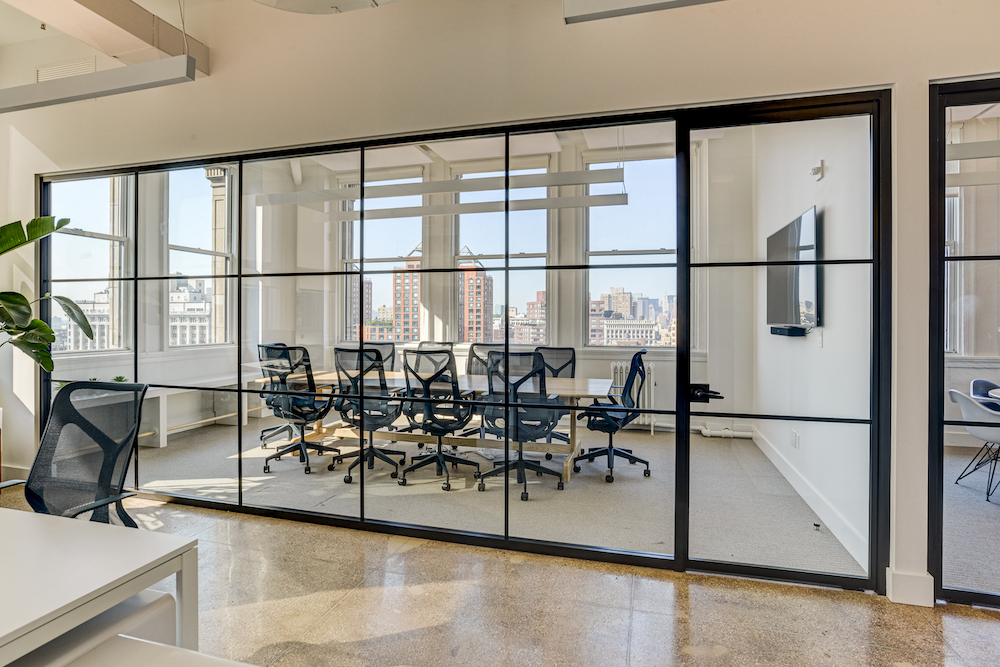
<box><xmin>690</xmin><ymin>384</ymin><xmax>724</xmax><ymax>403</ymax></box>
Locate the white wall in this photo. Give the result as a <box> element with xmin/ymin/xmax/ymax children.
<box><xmin>3</xmin><ymin>0</ymin><xmax>997</xmax><ymax>604</ymax></box>
<box><xmin>750</xmin><ymin>116</ymin><xmax>874</xmax><ymax>570</ymax></box>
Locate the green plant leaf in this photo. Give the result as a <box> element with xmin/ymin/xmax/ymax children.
<box><xmin>0</xmin><ymin>217</ymin><xmax>70</xmax><ymax>257</ymax></box>
<box><xmin>19</xmin><ymin>319</ymin><xmax>55</xmax><ymax>344</ymax></box>
<box><xmin>10</xmin><ymin>338</ymin><xmax>52</xmax><ymax>372</ymax></box>
<box><xmin>52</xmin><ymin>295</ymin><xmax>94</xmax><ymax>339</ymax></box>
<box><xmin>0</xmin><ymin>292</ymin><xmax>32</xmax><ymax>327</ymax></box>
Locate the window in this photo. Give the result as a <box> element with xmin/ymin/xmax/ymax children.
<box><xmin>51</xmin><ymin>175</ymin><xmax>134</xmax><ymax>353</ymax></box>
<box><xmin>586</xmin><ymin>156</ymin><xmax>677</xmax><ymax>347</ymax></box>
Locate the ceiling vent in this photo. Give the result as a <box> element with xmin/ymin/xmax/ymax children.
<box><xmin>251</xmin><ymin>0</ymin><xmax>402</xmax><ymax>14</ymax></box>
<box><xmin>36</xmin><ymin>57</ymin><xmax>96</xmax><ymax>83</ymax></box>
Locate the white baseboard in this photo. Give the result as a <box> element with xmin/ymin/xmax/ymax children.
<box><xmin>1</xmin><ymin>464</ymin><xmax>30</xmax><ymax>482</ymax></box>
<box><xmin>886</xmin><ymin>568</ymin><xmax>935</xmax><ymax>607</ymax></box>
<box><xmin>752</xmin><ymin>428</ymin><xmax>868</xmax><ymax>572</ymax></box>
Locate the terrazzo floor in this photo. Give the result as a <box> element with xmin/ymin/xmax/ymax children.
<box><xmin>1</xmin><ymin>490</ymin><xmax>998</xmax><ymax>666</ymax></box>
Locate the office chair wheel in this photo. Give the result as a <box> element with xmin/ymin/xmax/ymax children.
<box><xmin>343</xmin><ymin>475</ymin><xmax>352</xmax><ymax>484</ymax></box>
<box><xmin>520</xmin><ymin>492</ymin><xmax>528</xmax><ymax>501</ymax></box>
<box><xmin>644</xmin><ymin>469</ymin><xmax>651</xmax><ymax>477</ymax></box>
<box><xmin>452</xmin><ymin>462</ymin><xmax>458</xmax><ymax>469</ymax></box>
<box><xmin>398</xmin><ymin>478</ymin><xmax>407</xmax><ymax>486</ymax></box>
<box><xmin>557</xmin><ymin>482</ymin><xmax>564</xmax><ymax>490</ymax></box>
<box><xmin>536</xmin><ymin>471</ymin><xmax>542</xmax><ymax>476</ymax></box>
<box><xmin>275</xmin><ymin>456</ymin><xmax>282</xmax><ymax>461</ymax></box>
<box><xmin>473</xmin><ymin>471</ymin><xmax>481</xmax><ymax>479</ymax></box>
<box><xmin>304</xmin><ymin>466</ymin><xmax>311</xmax><ymax>474</ymax></box>
<box><xmin>417</xmin><ymin>443</ymin><xmax>425</xmax><ymax>449</ymax></box>
<box><xmin>442</xmin><ymin>482</ymin><xmax>451</xmax><ymax>491</ymax></box>
<box><xmin>478</xmin><ymin>482</ymin><xmax>486</xmax><ymax>491</ymax></box>
<box><xmin>605</xmin><ymin>474</ymin><xmax>614</xmax><ymax>483</ymax></box>
<box><xmin>545</xmin><ymin>453</ymin><xmax>552</xmax><ymax>460</ymax></box>
<box><xmin>588</xmin><ymin>457</ymin><xmax>595</xmax><ymax>463</ymax></box>
<box><xmin>263</xmin><ymin>465</ymin><xmax>270</xmax><ymax>473</ymax></box>
<box><xmin>573</xmin><ymin>465</ymin><xmax>581</xmax><ymax>473</ymax></box>
<box><xmin>399</xmin><ymin>458</ymin><xmax>406</xmax><ymax>465</ymax></box>
<box><xmin>327</xmin><ymin>463</ymin><xmax>336</xmax><ymax>471</ymax></box>
<box><xmin>629</xmin><ymin>460</ymin><xmax>636</xmax><ymax>464</ymax></box>
<box><xmin>390</xmin><ymin>471</ymin><xmax>399</xmax><ymax>478</ymax></box>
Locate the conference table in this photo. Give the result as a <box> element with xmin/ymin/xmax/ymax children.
<box><xmin>0</xmin><ymin>507</ymin><xmax>198</xmax><ymax>664</ymax></box>
<box><xmin>254</xmin><ymin>367</ymin><xmax>613</xmax><ymax>482</ymax></box>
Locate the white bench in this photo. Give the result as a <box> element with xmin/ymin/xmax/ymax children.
<box><xmin>9</xmin><ymin>590</ymin><xmax>175</xmax><ymax>667</ymax></box>
<box><xmin>64</xmin><ymin>635</ymin><xmax>249</xmax><ymax>666</ymax></box>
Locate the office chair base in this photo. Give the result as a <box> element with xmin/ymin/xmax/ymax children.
<box><xmin>573</xmin><ymin>434</ymin><xmax>650</xmax><ymax>482</ymax></box>
<box><xmin>399</xmin><ymin>438</ymin><xmax>480</xmax><ymax>489</ymax></box>
<box><xmin>340</xmin><ymin>440</ymin><xmax>407</xmax><ymax>482</ymax></box>
<box><xmin>264</xmin><ymin>437</ymin><xmax>341</xmax><ymax>475</ymax></box>
<box><xmin>260</xmin><ymin>423</ymin><xmax>296</xmax><ymax>449</ymax></box>
<box><xmin>478</xmin><ymin>445</ymin><xmax>563</xmax><ymax>497</ymax></box>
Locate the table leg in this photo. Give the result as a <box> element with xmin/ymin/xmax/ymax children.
<box><xmin>176</xmin><ymin>547</ymin><xmax>198</xmax><ymax>650</ymax></box>
<box><xmin>564</xmin><ymin>398</ymin><xmax>580</xmax><ymax>483</ymax></box>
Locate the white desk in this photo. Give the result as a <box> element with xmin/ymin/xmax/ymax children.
<box><xmin>0</xmin><ymin>508</ymin><xmax>198</xmax><ymax>664</ymax></box>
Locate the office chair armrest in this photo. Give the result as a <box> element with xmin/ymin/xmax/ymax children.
<box><xmin>548</xmin><ymin>394</ymin><xmax>560</xmax><ymax>401</ymax></box>
<box><xmin>0</xmin><ymin>479</ymin><xmax>26</xmax><ymax>490</ymax></box>
<box><xmin>62</xmin><ymin>492</ymin><xmax>137</xmax><ymax>519</ymax></box>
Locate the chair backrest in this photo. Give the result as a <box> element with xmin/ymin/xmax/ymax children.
<box><xmin>535</xmin><ymin>346</ymin><xmax>576</xmax><ymax>378</ymax></box>
<box><xmin>467</xmin><ymin>343</ymin><xmax>504</xmax><ymax>376</ymax></box>
<box><xmin>27</xmin><ymin>382</ymin><xmax>148</xmax><ymax>522</ymax></box>
<box><xmin>334</xmin><ymin>347</ymin><xmax>391</xmax><ymax>397</ymax></box>
<box><xmin>363</xmin><ymin>342</ymin><xmax>396</xmax><ymax>371</ymax></box>
<box><xmin>971</xmin><ymin>379</ymin><xmax>1000</xmax><ymax>400</ymax></box>
<box><xmin>418</xmin><ymin>341</ymin><xmax>454</xmax><ymax>351</ymax></box>
<box><xmin>950</xmin><ymin>389</ymin><xmax>1000</xmax><ymax>443</ymax></box>
<box><xmin>258</xmin><ymin>344</ymin><xmax>317</xmax><ymax>394</ymax></box>
<box><xmin>485</xmin><ymin>350</ymin><xmax>546</xmax><ymax>401</ymax></box>
<box><xmin>402</xmin><ymin>349</ymin><xmax>471</xmax><ymax>433</ymax></box>
<box><xmin>620</xmin><ymin>349</ymin><xmax>647</xmax><ymax>412</ymax></box>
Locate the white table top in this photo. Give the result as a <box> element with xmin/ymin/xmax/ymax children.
<box><xmin>0</xmin><ymin>508</ymin><xmax>196</xmax><ymax>651</ymax></box>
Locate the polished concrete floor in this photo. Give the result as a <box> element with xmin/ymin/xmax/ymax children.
<box><xmin>1</xmin><ymin>490</ymin><xmax>998</xmax><ymax>666</ymax></box>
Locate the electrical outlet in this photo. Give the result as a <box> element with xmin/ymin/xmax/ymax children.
<box><xmin>791</xmin><ymin>430</ymin><xmax>800</xmax><ymax>449</ymax></box>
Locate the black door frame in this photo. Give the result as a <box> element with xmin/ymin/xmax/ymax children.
<box><xmin>929</xmin><ymin>77</ymin><xmax>1000</xmax><ymax>607</ymax></box>
<box><xmin>37</xmin><ymin>89</ymin><xmax>892</xmax><ymax>594</ymax></box>
<box><xmin>672</xmin><ymin>90</ymin><xmax>892</xmax><ymax>593</ymax></box>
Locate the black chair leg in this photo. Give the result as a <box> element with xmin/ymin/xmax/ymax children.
<box><xmin>956</xmin><ymin>442</ymin><xmax>998</xmax><ymax>483</ymax></box>
<box><xmin>478</xmin><ymin>444</ymin><xmax>563</xmax><ymax>498</ymax></box>
<box><xmin>572</xmin><ymin>432</ymin><xmax>650</xmax><ymax>482</ymax></box>
<box><xmin>264</xmin><ymin>425</ymin><xmax>340</xmax><ymax>474</ymax></box>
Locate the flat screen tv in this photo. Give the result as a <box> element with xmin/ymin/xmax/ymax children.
<box><xmin>766</xmin><ymin>206</ymin><xmax>820</xmax><ymax>333</ymax></box>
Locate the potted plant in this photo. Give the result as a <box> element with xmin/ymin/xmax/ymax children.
<box><xmin>0</xmin><ymin>217</ymin><xmax>93</xmax><ymax>371</ymax></box>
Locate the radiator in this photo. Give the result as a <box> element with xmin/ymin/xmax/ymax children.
<box><xmin>610</xmin><ymin>361</ymin><xmax>657</xmax><ymax>434</ymax></box>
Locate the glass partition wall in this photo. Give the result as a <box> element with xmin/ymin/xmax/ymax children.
<box><xmin>40</xmin><ymin>93</ymin><xmax>888</xmax><ymax>590</ymax></box>
<box><xmin>931</xmin><ymin>80</ymin><xmax>1000</xmax><ymax>606</ymax></box>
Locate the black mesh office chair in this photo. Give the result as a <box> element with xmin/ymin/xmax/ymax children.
<box><xmin>477</xmin><ymin>351</ymin><xmax>564</xmax><ymax>500</ymax></box>
<box><xmin>0</xmin><ymin>382</ymin><xmax>148</xmax><ymax>527</ymax></box>
<box><xmin>461</xmin><ymin>343</ymin><xmax>505</xmax><ymax>439</ymax></box>
<box><xmin>398</xmin><ymin>349</ymin><xmax>479</xmax><ymax>490</ymax></box>
<box><xmin>258</xmin><ymin>343</ymin><xmax>296</xmax><ymax>448</ymax></box>
<box><xmin>333</xmin><ymin>347</ymin><xmax>405</xmax><ymax>482</ymax></box>
<box><xmin>573</xmin><ymin>349</ymin><xmax>651</xmax><ymax>483</ymax></box>
<box><xmin>259</xmin><ymin>344</ymin><xmax>340</xmax><ymax>474</ymax></box>
<box><xmin>535</xmin><ymin>346</ymin><xmax>576</xmax><ymax>450</ymax></box>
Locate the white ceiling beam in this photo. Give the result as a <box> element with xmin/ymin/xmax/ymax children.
<box><xmin>0</xmin><ymin>55</ymin><xmax>195</xmax><ymax>115</ymax></box>
<box><xmin>564</xmin><ymin>0</ymin><xmax>729</xmax><ymax>24</ymax></box>
<box><xmin>3</xmin><ymin>0</ymin><xmax>209</xmax><ymax>74</ymax></box>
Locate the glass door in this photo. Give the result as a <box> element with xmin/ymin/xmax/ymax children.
<box><xmin>679</xmin><ymin>105</ymin><xmax>884</xmax><ymax>586</ymax></box>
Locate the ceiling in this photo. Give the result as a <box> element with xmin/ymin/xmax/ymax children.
<box><xmin>0</xmin><ymin>2</ymin><xmax>61</xmax><ymax>47</ymax></box>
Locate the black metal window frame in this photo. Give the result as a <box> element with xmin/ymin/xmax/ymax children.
<box><xmin>929</xmin><ymin>77</ymin><xmax>1000</xmax><ymax>607</ymax></box>
<box><xmin>37</xmin><ymin>89</ymin><xmax>891</xmax><ymax>594</ymax></box>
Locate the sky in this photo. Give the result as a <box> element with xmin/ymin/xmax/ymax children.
<box><xmin>48</xmin><ymin>158</ymin><xmax>680</xmax><ymax>317</ymax></box>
